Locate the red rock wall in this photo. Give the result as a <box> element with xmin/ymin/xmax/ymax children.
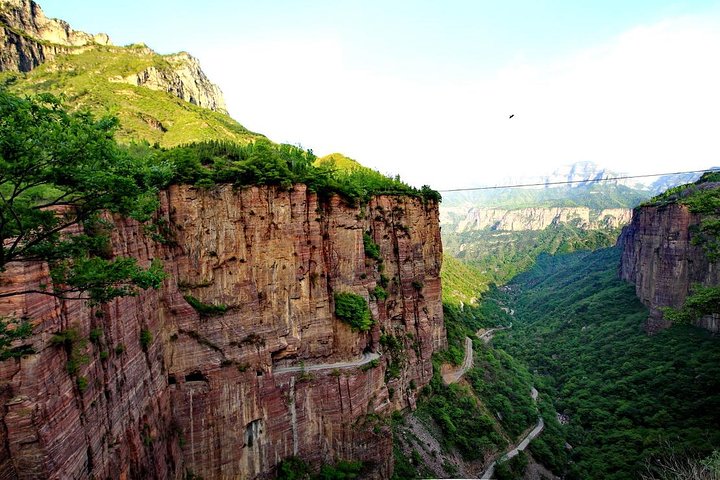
<box><xmin>0</xmin><ymin>184</ymin><xmax>445</xmax><ymax>479</ymax></box>
<box><xmin>619</xmin><ymin>203</ymin><xmax>720</xmax><ymax>332</ymax></box>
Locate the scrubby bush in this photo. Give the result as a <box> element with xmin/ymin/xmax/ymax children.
<box><xmin>334</xmin><ymin>292</ymin><xmax>373</xmax><ymax>331</ymax></box>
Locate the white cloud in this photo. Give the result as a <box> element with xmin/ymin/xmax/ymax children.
<box><xmin>198</xmin><ymin>14</ymin><xmax>720</xmax><ymax>190</ymax></box>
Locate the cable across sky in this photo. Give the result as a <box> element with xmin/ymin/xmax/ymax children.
<box><xmin>438</xmin><ymin>168</ymin><xmax>719</xmax><ymax>192</ymax></box>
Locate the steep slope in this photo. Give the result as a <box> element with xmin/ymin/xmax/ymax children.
<box><xmin>0</xmin><ymin>185</ymin><xmax>445</xmax><ymax>479</ymax></box>
<box><xmin>440</xmin><ymin>255</ymin><xmax>489</xmax><ymax>306</ymax></box>
<box><xmin>620</xmin><ymin>177</ymin><xmax>720</xmax><ymax>332</ymax></box>
<box><xmin>1</xmin><ymin>0</ymin><xmax>251</xmax><ymax>146</ymax></box>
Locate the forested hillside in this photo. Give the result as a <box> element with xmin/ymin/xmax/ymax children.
<box><xmin>444</xmin><ymin>223</ymin><xmax>621</xmax><ymax>286</ymax></box>
<box><xmin>491</xmin><ymin>248</ymin><xmax>720</xmax><ymax>479</ymax></box>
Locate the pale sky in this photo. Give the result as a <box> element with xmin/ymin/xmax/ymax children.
<box><xmin>39</xmin><ymin>1</ymin><xmax>720</xmax><ymax>189</ymax></box>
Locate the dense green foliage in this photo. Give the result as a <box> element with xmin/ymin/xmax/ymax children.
<box><xmin>333</xmin><ymin>292</ymin><xmax>373</xmax><ymax>331</ymax></box>
<box><xmin>416</xmin><ymin>366</ymin><xmax>507</xmax><ymax>461</ymax></box>
<box><xmin>0</xmin><ymin>89</ymin><xmax>168</xmax><ymax>303</ymax></box>
<box><xmin>494</xmin><ymin>451</ymin><xmax>529</xmax><ymax>480</ymax></box>
<box><xmin>466</xmin><ymin>346</ymin><xmax>535</xmax><ymax>438</ymax></box>
<box><xmin>663</xmin><ymin>284</ymin><xmax>720</xmax><ymax>325</ymax></box>
<box><xmin>443</xmin><ymin>223</ymin><xmax>620</xmax><ymax>287</ymax></box>
<box><xmin>363</xmin><ymin>232</ymin><xmax>382</xmax><ymax>261</ymax></box>
<box><xmin>493</xmin><ymin>248</ymin><xmax>720</xmax><ymax>479</ymax></box>
<box><xmin>160</xmin><ymin>140</ymin><xmax>440</xmax><ymax>205</ymax></box>
<box><xmin>440</xmin><ymin>255</ymin><xmax>489</xmax><ymax>305</ymax></box>
<box><xmin>411</xmin><ymin>297</ymin><xmax>535</xmax><ymax>466</ymax></box>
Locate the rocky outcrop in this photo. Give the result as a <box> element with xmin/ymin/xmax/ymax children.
<box><xmin>619</xmin><ymin>203</ymin><xmax>720</xmax><ymax>332</ymax></box>
<box><xmin>121</xmin><ymin>52</ymin><xmax>227</xmax><ymax>113</ymax></box>
<box><xmin>0</xmin><ymin>0</ymin><xmax>227</xmax><ymax>113</ymax></box>
<box><xmin>0</xmin><ymin>185</ymin><xmax>445</xmax><ymax>479</ymax></box>
<box><xmin>0</xmin><ymin>0</ymin><xmax>110</xmax><ymax>71</ymax></box>
<box><xmin>451</xmin><ymin>207</ymin><xmax>631</xmax><ymax>232</ymax></box>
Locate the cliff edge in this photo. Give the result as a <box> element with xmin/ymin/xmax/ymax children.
<box><xmin>0</xmin><ymin>185</ymin><xmax>445</xmax><ymax>479</ymax></box>
<box><xmin>619</xmin><ymin>185</ymin><xmax>720</xmax><ymax>332</ymax></box>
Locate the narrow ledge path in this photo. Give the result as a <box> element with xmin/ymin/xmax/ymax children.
<box><xmin>273</xmin><ymin>352</ymin><xmax>380</xmax><ymax>375</ymax></box>
<box><xmin>442</xmin><ymin>336</ymin><xmax>473</xmax><ymax>385</ymax></box>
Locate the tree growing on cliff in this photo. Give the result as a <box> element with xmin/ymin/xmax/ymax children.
<box><xmin>0</xmin><ymin>89</ymin><xmax>170</xmax><ymax>303</ymax></box>
<box><xmin>333</xmin><ymin>292</ymin><xmax>373</xmax><ymax>331</ymax></box>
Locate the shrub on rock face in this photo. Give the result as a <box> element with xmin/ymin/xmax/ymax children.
<box><xmin>333</xmin><ymin>292</ymin><xmax>373</xmax><ymax>331</ymax></box>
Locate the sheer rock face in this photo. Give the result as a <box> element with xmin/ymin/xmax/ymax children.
<box><xmin>0</xmin><ymin>185</ymin><xmax>445</xmax><ymax>479</ymax></box>
<box><xmin>0</xmin><ymin>0</ymin><xmax>110</xmax><ymax>71</ymax></box>
<box><xmin>619</xmin><ymin>203</ymin><xmax>720</xmax><ymax>332</ymax></box>
<box><xmin>122</xmin><ymin>52</ymin><xmax>228</xmax><ymax>113</ymax></box>
<box><xmin>0</xmin><ymin>0</ymin><xmax>227</xmax><ymax>113</ymax></box>
<box><xmin>447</xmin><ymin>207</ymin><xmax>631</xmax><ymax>232</ymax></box>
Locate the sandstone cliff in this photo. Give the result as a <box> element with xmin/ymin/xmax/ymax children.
<box><xmin>0</xmin><ymin>0</ymin><xmax>227</xmax><ymax>113</ymax></box>
<box><xmin>447</xmin><ymin>206</ymin><xmax>631</xmax><ymax>232</ymax></box>
<box><xmin>619</xmin><ymin>203</ymin><xmax>720</xmax><ymax>332</ymax></box>
<box><xmin>0</xmin><ymin>185</ymin><xmax>445</xmax><ymax>479</ymax></box>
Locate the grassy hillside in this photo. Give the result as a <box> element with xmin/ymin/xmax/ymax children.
<box><xmin>492</xmin><ymin>248</ymin><xmax>720</xmax><ymax>479</ymax></box>
<box><xmin>315</xmin><ymin>152</ymin><xmax>365</xmax><ymax>172</ymax></box>
<box><xmin>1</xmin><ymin>45</ymin><xmax>262</xmax><ymax>146</ymax></box>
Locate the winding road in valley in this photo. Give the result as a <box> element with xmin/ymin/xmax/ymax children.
<box><xmin>477</xmin><ymin>323</ymin><xmax>512</xmax><ymax>344</ymax></box>
<box><xmin>442</xmin><ymin>336</ymin><xmax>474</xmax><ymax>385</ymax></box>
<box><xmin>443</xmin><ymin>323</ymin><xmax>513</xmax><ymax>385</ymax></box>
<box><xmin>480</xmin><ymin>386</ymin><xmax>544</xmax><ymax>479</ymax></box>
<box><xmin>273</xmin><ymin>352</ymin><xmax>380</xmax><ymax>375</ymax></box>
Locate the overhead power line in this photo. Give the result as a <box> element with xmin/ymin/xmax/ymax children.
<box><xmin>438</xmin><ymin>168</ymin><xmax>720</xmax><ymax>193</ymax></box>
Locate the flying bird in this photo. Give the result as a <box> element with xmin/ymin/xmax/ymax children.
<box><xmin>509</xmin><ymin>114</ymin><xmax>515</xmax><ymax>119</ymax></box>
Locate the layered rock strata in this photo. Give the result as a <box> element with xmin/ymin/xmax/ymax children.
<box><xmin>446</xmin><ymin>207</ymin><xmax>631</xmax><ymax>232</ymax></box>
<box><xmin>0</xmin><ymin>185</ymin><xmax>445</xmax><ymax>479</ymax></box>
<box><xmin>619</xmin><ymin>203</ymin><xmax>720</xmax><ymax>332</ymax></box>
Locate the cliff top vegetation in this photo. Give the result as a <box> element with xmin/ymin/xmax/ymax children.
<box><xmin>157</xmin><ymin>139</ymin><xmax>440</xmax><ymax>205</ymax></box>
<box><xmin>0</xmin><ymin>89</ymin><xmax>439</xmax><ymax>302</ymax></box>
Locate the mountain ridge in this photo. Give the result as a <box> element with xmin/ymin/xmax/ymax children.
<box><xmin>1</xmin><ymin>0</ymin><xmax>230</xmax><ymax>135</ymax></box>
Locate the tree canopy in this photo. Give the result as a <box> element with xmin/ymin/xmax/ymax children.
<box><xmin>0</xmin><ymin>89</ymin><xmax>170</xmax><ymax>303</ymax></box>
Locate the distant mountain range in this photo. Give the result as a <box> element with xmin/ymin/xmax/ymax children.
<box><xmin>443</xmin><ymin>161</ymin><xmax>708</xmax><ymax>210</ymax></box>
<box><xmin>440</xmin><ymin>160</ymin><xmax>711</xmax><ymax>288</ymax></box>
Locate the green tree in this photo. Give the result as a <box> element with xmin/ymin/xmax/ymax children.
<box><xmin>0</xmin><ymin>90</ymin><xmax>169</xmax><ymax>303</ymax></box>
